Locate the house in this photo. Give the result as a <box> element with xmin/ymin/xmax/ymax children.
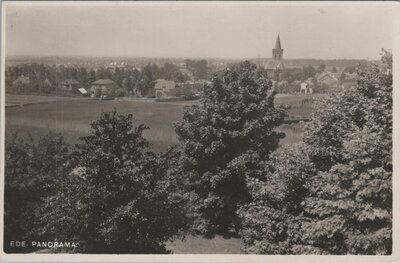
<box><xmin>60</xmin><ymin>79</ymin><xmax>81</xmax><ymax>91</ymax></box>
<box><xmin>154</xmin><ymin>79</ymin><xmax>176</xmax><ymax>98</ymax></box>
<box><xmin>90</xmin><ymin>79</ymin><xmax>117</xmax><ymax>98</ymax></box>
<box><xmin>316</xmin><ymin>72</ymin><xmax>340</xmax><ymax>86</ymax></box>
<box><xmin>300</xmin><ymin>82</ymin><xmax>313</xmax><ymax>94</ymax></box>
<box><xmin>13</xmin><ymin>75</ymin><xmax>30</xmax><ymax>86</ymax></box>
<box><xmin>43</xmin><ymin>78</ymin><xmax>52</xmax><ymax>87</ymax></box>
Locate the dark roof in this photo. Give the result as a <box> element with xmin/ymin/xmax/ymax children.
<box><xmin>317</xmin><ymin>72</ymin><xmax>339</xmax><ymax>81</ymax></box>
<box><xmin>61</xmin><ymin>79</ymin><xmax>80</xmax><ymax>85</ymax></box>
<box><xmin>92</xmin><ymin>79</ymin><xmax>116</xmax><ymax>85</ymax></box>
<box><xmin>275</xmin><ymin>34</ymin><xmax>282</xmax><ymax>50</ymax></box>
<box><xmin>265</xmin><ymin>60</ymin><xmax>285</xmax><ymax>70</ymax></box>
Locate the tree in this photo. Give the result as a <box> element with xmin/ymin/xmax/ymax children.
<box><xmin>302</xmin><ymin>65</ymin><xmax>316</xmax><ymax>80</ymax></box>
<box><xmin>185</xmin><ymin>59</ymin><xmax>208</xmax><ymax>80</ymax></box>
<box><xmin>300</xmin><ymin>58</ymin><xmax>392</xmax><ymax>254</ymax></box>
<box><xmin>317</xmin><ymin>63</ymin><xmax>326</xmax><ymax>72</ymax></box>
<box><xmin>238</xmin><ymin>145</ymin><xmax>316</xmax><ymax>254</ymax></box>
<box><xmin>39</xmin><ymin>110</ymin><xmax>187</xmax><ymax>253</ymax></box>
<box><xmin>4</xmin><ymin>133</ymin><xmax>72</xmax><ymax>253</ymax></box>
<box><xmin>238</xmin><ymin>51</ymin><xmax>392</xmax><ymax>254</ymax></box>
<box><xmin>136</xmin><ymin>64</ymin><xmax>156</xmax><ymax>97</ymax></box>
<box><xmin>344</xmin><ymin>65</ymin><xmax>356</xmax><ymax>74</ymax></box>
<box><xmin>331</xmin><ymin>66</ymin><xmax>338</xmax><ymax>73</ymax></box>
<box><xmin>175</xmin><ymin>61</ymin><xmax>286</xmax><ymax>235</ymax></box>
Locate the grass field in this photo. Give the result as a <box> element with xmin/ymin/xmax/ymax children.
<box><xmin>5</xmin><ymin>94</ymin><xmax>87</xmax><ymax>107</ymax></box>
<box><xmin>165</xmin><ymin>235</ymin><xmax>242</xmax><ymax>254</ymax></box>
<box><xmin>5</xmin><ymin>94</ymin><xmax>323</xmax><ymax>152</ymax></box>
<box><xmin>6</xmin><ymin>99</ymin><xmax>183</xmax><ymax>152</ymax></box>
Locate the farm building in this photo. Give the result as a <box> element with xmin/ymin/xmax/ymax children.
<box><xmin>300</xmin><ymin>82</ymin><xmax>313</xmax><ymax>94</ymax></box>
<box><xmin>90</xmin><ymin>79</ymin><xmax>118</xmax><ymax>98</ymax></box>
<box><xmin>316</xmin><ymin>72</ymin><xmax>340</xmax><ymax>86</ymax></box>
<box><xmin>154</xmin><ymin>79</ymin><xmax>176</xmax><ymax>99</ymax></box>
<box><xmin>60</xmin><ymin>79</ymin><xmax>81</xmax><ymax>91</ymax></box>
<box><xmin>12</xmin><ymin>75</ymin><xmax>30</xmax><ymax>86</ymax></box>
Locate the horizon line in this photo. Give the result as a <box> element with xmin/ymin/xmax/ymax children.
<box><xmin>5</xmin><ymin>54</ymin><xmax>379</xmax><ymax>62</ymax></box>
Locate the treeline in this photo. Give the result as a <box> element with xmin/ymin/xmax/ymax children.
<box><xmin>4</xmin><ymin>51</ymin><xmax>392</xmax><ymax>254</ymax></box>
<box><xmin>271</xmin><ymin>64</ymin><xmax>359</xmax><ymax>94</ymax></box>
<box><xmin>265</xmin><ymin>58</ymin><xmax>375</xmax><ymax>68</ymax></box>
<box><xmin>5</xmin><ymin>59</ymin><xmax>211</xmax><ymax>96</ymax></box>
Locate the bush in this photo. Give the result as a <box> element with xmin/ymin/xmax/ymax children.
<box><xmin>175</xmin><ymin>61</ymin><xmax>286</xmax><ymax>236</ymax></box>
<box><xmin>114</xmin><ymin>88</ymin><xmax>126</xmax><ymax>97</ymax></box>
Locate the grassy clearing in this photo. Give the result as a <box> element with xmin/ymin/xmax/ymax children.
<box><xmin>5</xmin><ymin>99</ymin><xmax>183</xmax><ymax>152</ymax></box>
<box><xmin>166</xmin><ymin>235</ymin><xmax>242</xmax><ymax>254</ymax></box>
<box><xmin>5</xmin><ymin>94</ymin><xmax>321</xmax><ymax>152</ymax></box>
<box><xmin>276</xmin><ymin>93</ymin><xmax>327</xmax><ymax>119</ymax></box>
<box><xmin>5</xmin><ymin>94</ymin><xmax>86</xmax><ymax>107</ymax></box>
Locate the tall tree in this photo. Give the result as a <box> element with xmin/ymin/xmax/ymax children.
<box><xmin>38</xmin><ymin>110</ymin><xmax>187</xmax><ymax>253</ymax></box>
<box><xmin>175</xmin><ymin>61</ymin><xmax>286</xmax><ymax>235</ymax></box>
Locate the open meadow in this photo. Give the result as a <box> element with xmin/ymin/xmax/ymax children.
<box><xmin>5</xmin><ymin>94</ymin><xmax>324</xmax><ymax>152</ymax></box>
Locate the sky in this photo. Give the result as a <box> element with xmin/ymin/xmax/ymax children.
<box><xmin>4</xmin><ymin>2</ymin><xmax>393</xmax><ymax>60</ymax></box>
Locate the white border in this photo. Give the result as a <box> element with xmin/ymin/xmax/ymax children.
<box><xmin>1</xmin><ymin>1</ymin><xmax>399</xmax><ymax>262</ymax></box>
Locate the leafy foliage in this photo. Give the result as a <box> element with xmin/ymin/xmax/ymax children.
<box><xmin>4</xmin><ymin>133</ymin><xmax>72</xmax><ymax>252</ymax></box>
<box><xmin>239</xmin><ymin>51</ymin><xmax>392</xmax><ymax>254</ymax></box>
<box><xmin>175</xmin><ymin>61</ymin><xmax>286</xmax><ymax>235</ymax></box>
<box><xmin>37</xmin><ymin>110</ymin><xmax>188</xmax><ymax>253</ymax></box>
<box><xmin>238</xmin><ymin>145</ymin><xmax>315</xmax><ymax>254</ymax></box>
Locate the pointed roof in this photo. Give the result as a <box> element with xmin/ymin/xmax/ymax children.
<box><xmin>13</xmin><ymin>75</ymin><xmax>30</xmax><ymax>85</ymax></box>
<box><xmin>43</xmin><ymin>77</ymin><xmax>52</xmax><ymax>86</ymax></box>
<box><xmin>275</xmin><ymin>34</ymin><xmax>282</xmax><ymax>50</ymax></box>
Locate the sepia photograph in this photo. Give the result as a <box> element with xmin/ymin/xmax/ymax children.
<box><xmin>0</xmin><ymin>1</ymin><xmax>398</xmax><ymax>261</ymax></box>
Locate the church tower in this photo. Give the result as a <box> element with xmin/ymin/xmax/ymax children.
<box><xmin>272</xmin><ymin>34</ymin><xmax>283</xmax><ymax>61</ymax></box>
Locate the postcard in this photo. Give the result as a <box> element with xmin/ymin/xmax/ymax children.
<box><xmin>1</xmin><ymin>1</ymin><xmax>399</xmax><ymax>262</ymax></box>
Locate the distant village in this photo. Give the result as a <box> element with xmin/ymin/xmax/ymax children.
<box><xmin>6</xmin><ymin>35</ymin><xmax>364</xmax><ymax>101</ymax></box>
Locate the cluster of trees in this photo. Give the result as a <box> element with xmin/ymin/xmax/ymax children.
<box><xmin>238</xmin><ymin>51</ymin><xmax>392</xmax><ymax>254</ymax></box>
<box><xmin>4</xmin><ymin>51</ymin><xmax>392</xmax><ymax>254</ymax></box>
<box><xmin>5</xmin><ymin>60</ymin><xmax>211</xmax><ymax>96</ymax></box>
<box><xmin>184</xmin><ymin>59</ymin><xmax>209</xmax><ymax>80</ymax></box>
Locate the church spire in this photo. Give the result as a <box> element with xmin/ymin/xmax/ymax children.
<box><xmin>275</xmin><ymin>34</ymin><xmax>282</xmax><ymax>50</ymax></box>
<box><xmin>272</xmin><ymin>34</ymin><xmax>283</xmax><ymax>61</ymax></box>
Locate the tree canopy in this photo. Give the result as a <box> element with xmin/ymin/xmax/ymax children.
<box><xmin>239</xmin><ymin>51</ymin><xmax>392</xmax><ymax>254</ymax></box>
<box><xmin>175</xmin><ymin>61</ymin><xmax>286</xmax><ymax>235</ymax></box>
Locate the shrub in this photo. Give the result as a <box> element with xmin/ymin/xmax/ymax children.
<box><xmin>114</xmin><ymin>88</ymin><xmax>126</xmax><ymax>97</ymax></box>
